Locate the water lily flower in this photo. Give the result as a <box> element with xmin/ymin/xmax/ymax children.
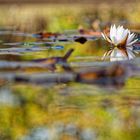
<box><xmin>102</xmin><ymin>25</ymin><xmax>138</xmax><ymax>61</ymax></box>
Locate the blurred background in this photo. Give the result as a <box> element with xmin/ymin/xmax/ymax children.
<box><xmin>0</xmin><ymin>0</ymin><xmax>139</xmax><ymax>32</ymax></box>
<box><xmin>0</xmin><ymin>1</ymin><xmax>140</xmax><ymax>140</ymax></box>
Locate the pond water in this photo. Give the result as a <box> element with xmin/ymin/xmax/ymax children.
<box><xmin>0</xmin><ymin>3</ymin><xmax>140</xmax><ymax>140</ymax></box>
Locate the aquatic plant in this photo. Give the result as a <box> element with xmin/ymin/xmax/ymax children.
<box><xmin>102</xmin><ymin>25</ymin><xmax>138</xmax><ymax>61</ymax></box>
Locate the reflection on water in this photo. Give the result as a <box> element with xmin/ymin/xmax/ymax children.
<box><xmin>0</xmin><ymin>35</ymin><xmax>140</xmax><ymax>140</ymax></box>
<box><xmin>21</xmin><ymin>124</ymin><xmax>96</xmax><ymax>140</ymax></box>
<box><xmin>0</xmin><ymin>3</ymin><xmax>140</xmax><ymax>140</ymax></box>
<box><xmin>0</xmin><ymin>76</ymin><xmax>140</xmax><ymax>140</ymax></box>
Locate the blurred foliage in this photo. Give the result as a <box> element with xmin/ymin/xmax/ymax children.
<box><xmin>0</xmin><ymin>79</ymin><xmax>140</xmax><ymax>140</ymax></box>
<box><xmin>0</xmin><ymin>3</ymin><xmax>140</xmax><ymax>140</ymax></box>
<box><xmin>0</xmin><ymin>3</ymin><xmax>140</xmax><ymax>32</ymax></box>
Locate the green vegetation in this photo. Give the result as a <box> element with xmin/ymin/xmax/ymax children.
<box><xmin>0</xmin><ymin>3</ymin><xmax>140</xmax><ymax>140</ymax></box>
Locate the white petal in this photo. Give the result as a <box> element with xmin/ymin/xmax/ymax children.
<box><xmin>127</xmin><ymin>48</ymin><xmax>135</xmax><ymax>59</ymax></box>
<box><xmin>126</xmin><ymin>46</ymin><xmax>133</xmax><ymax>50</ymax></box>
<box><xmin>116</xmin><ymin>26</ymin><xmax>124</xmax><ymax>42</ymax></box>
<box><xmin>134</xmin><ymin>50</ymin><xmax>139</xmax><ymax>54</ymax></box>
<box><xmin>127</xmin><ymin>33</ymin><xmax>135</xmax><ymax>45</ymax></box>
<box><xmin>121</xmin><ymin>29</ymin><xmax>128</xmax><ymax>40</ymax></box>
<box><xmin>110</xmin><ymin>25</ymin><xmax>116</xmax><ymax>43</ymax></box>
<box><xmin>101</xmin><ymin>33</ymin><xmax>106</xmax><ymax>40</ymax></box>
<box><xmin>102</xmin><ymin>52</ymin><xmax>108</xmax><ymax>60</ymax></box>
<box><xmin>127</xmin><ymin>39</ymin><xmax>138</xmax><ymax>46</ymax></box>
<box><xmin>110</xmin><ymin>48</ymin><xmax>128</xmax><ymax>61</ymax></box>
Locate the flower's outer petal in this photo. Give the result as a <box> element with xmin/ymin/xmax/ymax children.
<box><xmin>103</xmin><ymin>33</ymin><xmax>113</xmax><ymax>44</ymax></box>
<box><xmin>127</xmin><ymin>48</ymin><xmax>136</xmax><ymax>59</ymax></box>
<box><xmin>134</xmin><ymin>51</ymin><xmax>139</xmax><ymax>54</ymax></box>
<box><xmin>102</xmin><ymin>50</ymin><xmax>113</xmax><ymax>60</ymax></box>
<box><xmin>102</xmin><ymin>52</ymin><xmax>108</xmax><ymax>60</ymax></box>
<box><xmin>126</xmin><ymin>46</ymin><xmax>133</xmax><ymax>50</ymax></box>
<box><xmin>127</xmin><ymin>33</ymin><xmax>135</xmax><ymax>45</ymax></box>
<box><xmin>127</xmin><ymin>39</ymin><xmax>138</xmax><ymax>46</ymax></box>
<box><xmin>101</xmin><ymin>33</ymin><xmax>106</xmax><ymax>40</ymax></box>
<box><xmin>121</xmin><ymin>29</ymin><xmax>129</xmax><ymax>41</ymax></box>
